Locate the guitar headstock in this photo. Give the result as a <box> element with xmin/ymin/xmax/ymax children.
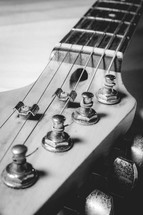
<box><xmin>0</xmin><ymin>0</ymin><xmax>142</xmax><ymax>214</ymax></box>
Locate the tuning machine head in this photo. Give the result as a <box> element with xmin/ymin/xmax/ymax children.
<box><xmin>42</xmin><ymin>114</ymin><xmax>73</xmax><ymax>152</ymax></box>
<box><xmin>85</xmin><ymin>189</ymin><xmax>114</xmax><ymax>215</ymax></box>
<box><xmin>1</xmin><ymin>145</ymin><xmax>38</xmax><ymax>189</ymax></box>
<box><xmin>72</xmin><ymin>92</ymin><xmax>98</xmax><ymax>125</ymax></box>
<box><xmin>131</xmin><ymin>135</ymin><xmax>143</xmax><ymax>168</ymax></box>
<box><xmin>108</xmin><ymin>156</ymin><xmax>138</xmax><ymax>196</ymax></box>
<box><xmin>96</xmin><ymin>74</ymin><xmax>120</xmax><ymax>105</ymax></box>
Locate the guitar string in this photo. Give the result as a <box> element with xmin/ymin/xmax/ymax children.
<box><xmin>86</xmin><ymin>0</ymin><xmax>140</xmax><ymax>92</ymax></box>
<box><xmin>0</xmin><ymin>45</ymin><xmax>62</xmax><ymax>129</ymax></box>
<box><xmin>60</xmin><ymin>8</ymin><xmax>132</xmax><ymax>114</ymax></box>
<box><xmin>0</xmin><ymin>31</ymin><xmax>90</xmax><ymax>162</ymax></box>
<box><xmin>0</xmin><ymin>2</ymin><xmax>139</xmax><ymax>163</ymax></box>
<box><xmin>104</xmin><ymin>0</ymin><xmax>139</xmax><ymax>76</ymax></box>
<box><xmin>0</xmin><ymin>0</ymin><xmax>137</xmax><ymax>129</ymax></box>
<box><xmin>0</xmin><ymin>26</ymin><xmax>99</xmax><ymax>163</ymax></box>
<box><xmin>0</xmin><ymin>29</ymin><xmax>86</xmax><ymax>129</ymax></box>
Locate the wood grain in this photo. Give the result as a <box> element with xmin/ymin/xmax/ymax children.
<box><xmin>0</xmin><ymin>0</ymin><xmax>142</xmax><ymax>215</ymax></box>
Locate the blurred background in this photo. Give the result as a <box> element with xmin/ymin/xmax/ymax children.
<box><xmin>0</xmin><ymin>0</ymin><xmax>94</xmax><ymax>91</ymax></box>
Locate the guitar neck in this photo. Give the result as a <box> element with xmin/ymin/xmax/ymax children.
<box><xmin>0</xmin><ymin>1</ymin><xmax>143</xmax><ymax>215</ymax></box>
<box><xmin>54</xmin><ymin>0</ymin><xmax>143</xmax><ymax>61</ymax></box>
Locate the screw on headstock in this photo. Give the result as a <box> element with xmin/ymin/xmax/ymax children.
<box><xmin>1</xmin><ymin>145</ymin><xmax>38</xmax><ymax>189</ymax></box>
<box><xmin>72</xmin><ymin>92</ymin><xmax>98</xmax><ymax>125</ymax></box>
<box><xmin>42</xmin><ymin>114</ymin><xmax>73</xmax><ymax>152</ymax></box>
<box><xmin>96</xmin><ymin>74</ymin><xmax>120</xmax><ymax>105</ymax></box>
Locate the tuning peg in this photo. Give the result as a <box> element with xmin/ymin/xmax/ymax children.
<box><xmin>42</xmin><ymin>114</ymin><xmax>73</xmax><ymax>152</ymax></box>
<box><xmin>96</xmin><ymin>74</ymin><xmax>120</xmax><ymax>105</ymax></box>
<box><xmin>85</xmin><ymin>189</ymin><xmax>114</xmax><ymax>215</ymax></box>
<box><xmin>131</xmin><ymin>135</ymin><xmax>143</xmax><ymax>168</ymax></box>
<box><xmin>108</xmin><ymin>156</ymin><xmax>138</xmax><ymax>196</ymax></box>
<box><xmin>72</xmin><ymin>92</ymin><xmax>98</xmax><ymax>125</ymax></box>
<box><xmin>1</xmin><ymin>145</ymin><xmax>38</xmax><ymax>189</ymax></box>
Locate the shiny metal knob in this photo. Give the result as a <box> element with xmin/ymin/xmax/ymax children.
<box><xmin>1</xmin><ymin>145</ymin><xmax>38</xmax><ymax>189</ymax></box>
<box><xmin>109</xmin><ymin>157</ymin><xmax>138</xmax><ymax>196</ymax></box>
<box><xmin>96</xmin><ymin>74</ymin><xmax>120</xmax><ymax>105</ymax></box>
<box><xmin>72</xmin><ymin>92</ymin><xmax>98</xmax><ymax>125</ymax></box>
<box><xmin>85</xmin><ymin>189</ymin><xmax>114</xmax><ymax>215</ymax></box>
<box><xmin>42</xmin><ymin>114</ymin><xmax>73</xmax><ymax>152</ymax></box>
<box><xmin>131</xmin><ymin>135</ymin><xmax>143</xmax><ymax>168</ymax></box>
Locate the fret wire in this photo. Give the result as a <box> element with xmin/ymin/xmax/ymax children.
<box><xmin>94</xmin><ymin>6</ymin><xmax>137</xmax><ymax>15</ymax></box>
<box><xmin>0</xmin><ymin>32</ymin><xmax>104</xmax><ymax>163</ymax></box>
<box><xmin>60</xmin><ymin>18</ymin><xmax>120</xmax><ymax>114</ymax></box>
<box><xmin>0</xmin><ymin>26</ymin><xmax>101</xmax><ymax>163</ymax></box>
<box><xmin>99</xmin><ymin>0</ymin><xmax>140</xmax><ymax>7</ymax></box>
<box><xmin>85</xmin><ymin>16</ymin><xmax>120</xmax><ymax>23</ymax></box>
<box><xmin>60</xmin><ymin>6</ymin><xmax>132</xmax><ymax>114</ymax></box>
<box><xmin>85</xmin><ymin>3</ymin><xmax>135</xmax><ymax>91</ymax></box>
<box><xmin>0</xmin><ymin>25</ymin><xmax>87</xmax><ymax>129</ymax></box>
<box><xmin>106</xmin><ymin>3</ymin><xmax>137</xmax><ymax>75</ymax></box>
<box><xmin>1</xmin><ymin>0</ymin><xmax>142</xmax><ymax>162</ymax></box>
<box><xmin>85</xmin><ymin>16</ymin><xmax>131</xmax><ymax>25</ymax></box>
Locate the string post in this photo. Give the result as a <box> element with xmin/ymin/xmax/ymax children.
<box><xmin>96</xmin><ymin>74</ymin><xmax>120</xmax><ymax>105</ymax></box>
<box><xmin>72</xmin><ymin>92</ymin><xmax>98</xmax><ymax>125</ymax></box>
<box><xmin>1</xmin><ymin>145</ymin><xmax>38</xmax><ymax>189</ymax></box>
<box><xmin>42</xmin><ymin>114</ymin><xmax>73</xmax><ymax>152</ymax></box>
<box><xmin>14</xmin><ymin>101</ymin><xmax>39</xmax><ymax>118</ymax></box>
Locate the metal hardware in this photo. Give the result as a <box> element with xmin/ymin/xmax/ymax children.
<box><xmin>109</xmin><ymin>157</ymin><xmax>138</xmax><ymax>194</ymax></box>
<box><xmin>1</xmin><ymin>145</ymin><xmax>38</xmax><ymax>189</ymax></box>
<box><xmin>14</xmin><ymin>101</ymin><xmax>39</xmax><ymax>117</ymax></box>
<box><xmin>131</xmin><ymin>135</ymin><xmax>143</xmax><ymax>168</ymax></box>
<box><xmin>72</xmin><ymin>92</ymin><xmax>98</xmax><ymax>125</ymax></box>
<box><xmin>54</xmin><ymin>88</ymin><xmax>77</xmax><ymax>102</ymax></box>
<box><xmin>96</xmin><ymin>74</ymin><xmax>120</xmax><ymax>105</ymax></box>
<box><xmin>85</xmin><ymin>189</ymin><xmax>114</xmax><ymax>215</ymax></box>
<box><xmin>42</xmin><ymin>114</ymin><xmax>73</xmax><ymax>152</ymax></box>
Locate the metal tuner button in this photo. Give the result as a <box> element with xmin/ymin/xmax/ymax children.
<box><xmin>96</xmin><ymin>74</ymin><xmax>120</xmax><ymax>105</ymax></box>
<box><xmin>1</xmin><ymin>145</ymin><xmax>38</xmax><ymax>189</ymax></box>
<box><xmin>72</xmin><ymin>92</ymin><xmax>99</xmax><ymax>125</ymax></box>
<box><xmin>85</xmin><ymin>189</ymin><xmax>114</xmax><ymax>215</ymax></box>
<box><xmin>42</xmin><ymin>114</ymin><xmax>73</xmax><ymax>152</ymax></box>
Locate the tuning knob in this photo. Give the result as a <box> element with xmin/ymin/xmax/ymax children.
<box><xmin>109</xmin><ymin>156</ymin><xmax>138</xmax><ymax>196</ymax></box>
<box><xmin>131</xmin><ymin>135</ymin><xmax>143</xmax><ymax>168</ymax></box>
<box><xmin>72</xmin><ymin>92</ymin><xmax>98</xmax><ymax>125</ymax></box>
<box><xmin>85</xmin><ymin>189</ymin><xmax>114</xmax><ymax>215</ymax></box>
<box><xmin>96</xmin><ymin>74</ymin><xmax>120</xmax><ymax>104</ymax></box>
<box><xmin>42</xmin><ymin>114</ymin><xmax>73</xmax><ymax>152</ymax></box>
<box><xmin>1</xmin><ymin>145</ymin><xmax>38</xmax><ymax>189</ymax></box>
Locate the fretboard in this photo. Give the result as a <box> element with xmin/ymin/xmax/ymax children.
<box><xmin>55</xmin><ymin>0</ymin><xmax>143</xmax><ymax>58</ymax></box>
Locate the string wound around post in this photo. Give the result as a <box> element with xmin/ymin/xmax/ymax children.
<box><xmin>72</xmin><ymin>92</ymin><xmax>99</xmax><ymax>125</ymax></box>
<box><xmin>42</xmin><ymin>114</ymin><xmax>73</xmax><ymax>152</ymax></box>
<box><xmin>14</xmin><ymin>101</ymin><xmax>39</xmax><ymax>117</ymax></box>
<box><xmin>1</xmin><ymin>145</ymin><xmax>38</xmax><ymax>189</ymax></box>
<box><xmin>96</xmin><ymin>74</ymin><xmax>120</xmax><ymax>105</ymax></box>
